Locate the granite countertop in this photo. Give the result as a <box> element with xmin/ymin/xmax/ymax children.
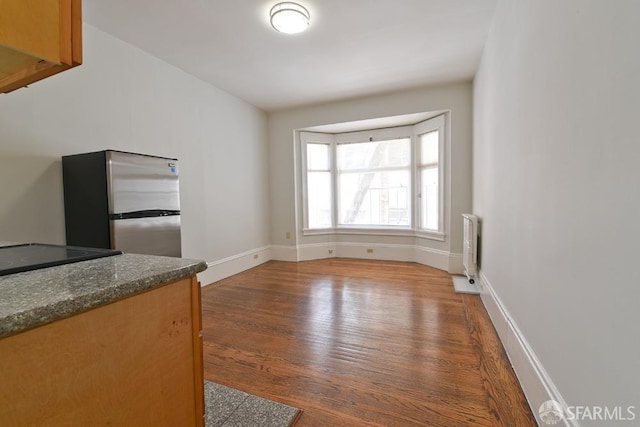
<box><xmin>0</xmin><ymin>251</ymin><xmax>207</xmax><ymax>339</ymax></box>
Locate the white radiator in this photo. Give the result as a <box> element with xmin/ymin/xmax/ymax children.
<box><xmin>462</xmin><ymin>214</ymin><xmax>478</xmax><ymax>284</ymax></box>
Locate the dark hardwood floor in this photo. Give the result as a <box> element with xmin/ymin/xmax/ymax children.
<box><xmin>200</xmin><ymin>259</ymin><xmax>536</xmax><ymax>426</ymax></box>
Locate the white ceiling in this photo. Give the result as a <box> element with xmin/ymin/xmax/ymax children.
<box><xmin>83</xmin><ymin>0</ymin><xmax>497</xmax><ymax>112</ymax></box>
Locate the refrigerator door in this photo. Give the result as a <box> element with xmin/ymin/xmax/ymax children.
<box><xmin>110</xmin><ymin>215</ymin><xmax>181</xmax><ymax>257</ymax></box>
<box><xmin>106</xmin><ymin>151</ymin><xmax>180</xmax><ymax>215</ymax></box>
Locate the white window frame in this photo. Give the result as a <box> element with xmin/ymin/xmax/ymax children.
<box><xmin>300</xmin><ymin>114</ymin><xmax>447</xmax><ymax>241</ymax></box>
<box><xmin>300</xmin><ymin>131</ymin><xmax>335</xmax><ymax>231</ymax></box>
<box><xmin>414</xmin><ymin>114</ymin><xmax>445</xmax><ymax>240</ymax></box>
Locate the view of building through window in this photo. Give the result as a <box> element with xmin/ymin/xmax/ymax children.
<box><xmin>337</xmin><ymin>138</ymin><xmax>410</xmax><ymax>226</ymax></box>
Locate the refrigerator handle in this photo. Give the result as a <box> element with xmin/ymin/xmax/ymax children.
<box><xmin>109</xmin><ymin>210</ymin><xmax>181</xmax><ymax>220</ymax></box>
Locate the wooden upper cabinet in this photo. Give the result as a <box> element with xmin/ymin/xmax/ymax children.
<box><xmin>0</xmin><ymin>0</ymin><xmax>82</xmax><ymax>93</ymax></box>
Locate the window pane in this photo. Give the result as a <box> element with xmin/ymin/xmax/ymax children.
<box><xmin>420</xmin><ymin>131</ymin><xmax>438</xmax><ymax>165</ymax></box>
<box><xmin>338</xmin><ymin>170</ymin><xmax>410</xmax><ymax>226</ymax></box>
<box><xmin>307</xmin><ymin>171</ymin><xmax>332</xmax><ymax>228</ymax></box>
<box><xmin>307</xmin><ymin>143</ymin><xmax>329</xmax><ymax>171</ymax></box>
<box><xmin>420</xmin><ymin>167</ymin><xmax>439</xmax><ymax>230</ymax></box>
<box><xmin>337</xmin><ymin>139</ymin><xmax>410</xmax><ymax>171</ymax></box>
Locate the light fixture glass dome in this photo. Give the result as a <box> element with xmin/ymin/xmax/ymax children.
<box><xmin>270</xmin><ymin>2</ymin><xmax>310</xmax><ymax>34</ymax></box>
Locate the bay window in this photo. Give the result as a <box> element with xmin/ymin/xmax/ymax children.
<box><xmin>301</xmin><ymin>114</ymin><xmax>446</xmax><ymax>238</ymax></box>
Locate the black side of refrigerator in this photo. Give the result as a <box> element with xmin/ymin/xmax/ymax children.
<box><xmin>62</xmin><ymin>151</ymin><xmax>111</xmax><ymax>249</ymax></box>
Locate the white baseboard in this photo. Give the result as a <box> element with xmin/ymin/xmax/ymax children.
<box><xmin>209</xmin><ymin>243</ymin><xmax>454</xmax><ymax>281</ymax></box>
<box><xmin>198</xmin><ymin>245</ymin><xmax>272</xmax><ymax>286</ymax></box>
<box><xmin>479</xmin><ymin>270</ymin><xmax>575</xmax><ymax>427</ymax></box>
<box><xmin>270</xmin><ymin>244</ymin><xmax>298</xmax><ymax>262</ymax></box>
<box><xmin>294</xmin><ymin>241</ymin><xmax>456</xmax><ymax>272</ymax></box>
<box><xmin>297</xmin><ymin>242</ymin><xmax>337</xmax><ymax>261</ymax></box>
<box><xmin>335</xmin><ymin>242</ymin><xmax>415</xmax><ymax>261</ymax></box>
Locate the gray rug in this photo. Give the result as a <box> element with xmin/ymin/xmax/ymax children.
<box><xmin>204</xmin><ymin>380</ymin><xmax>301</xmax><ymax>427</ymax></box>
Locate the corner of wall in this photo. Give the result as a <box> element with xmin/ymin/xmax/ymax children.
<box><xmin>270</xmin><ymin>244</ymin><xmax>299</xmax><ymax>262</ymax></box>
<box><xmin>447</xmin><ymin>252</ymin><xmax>464</xmax><ymax>275</ymax></box>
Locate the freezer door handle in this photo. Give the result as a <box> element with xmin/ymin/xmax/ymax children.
<box><xmin>109</xmin><ymin>210</ymin><xmax>181</xmax><ymax>220</ymax></box>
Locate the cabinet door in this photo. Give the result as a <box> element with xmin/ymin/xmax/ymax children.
<box><xmin>0</xmin><ymin>0</ymin><xmax>82</xmax><ymax>93</ymax></box>
<box><xmin>0</xmin><ymin>277</ymin><xmax>204</xmax><ymax>426</ymax></box>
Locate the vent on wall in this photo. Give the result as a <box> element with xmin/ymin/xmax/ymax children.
<box><xmin>462</xmin><ymin>214</ymin><xmax>479</xmax><ymax>284</ymax></box>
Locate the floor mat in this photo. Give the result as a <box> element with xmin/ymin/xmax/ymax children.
<box><xmin>204</xmin><ymin>380</ymin><xmax>302</xmax><ymax>427</ymax></box>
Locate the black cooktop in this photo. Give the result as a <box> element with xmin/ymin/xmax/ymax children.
<box><xmin>0</xmin><ymin>243</ymin><xmax>122</xmax><ymax>277</ymax></box>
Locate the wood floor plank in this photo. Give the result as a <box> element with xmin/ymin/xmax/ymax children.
<box><xmin>201</xmin><ymin>259</ymin><xmax>535</xmax><ymax>426</ymax></box>
<box><xmin>460</xmin><ymin>293</ymin><xmax>536</xmax><ymax>426</ymax></box>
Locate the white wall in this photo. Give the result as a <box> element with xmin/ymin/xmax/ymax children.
<box><xmin>474</xmin><ymin>0</ymin><xmax>640</xmax><ymax>423</ymax></box>
<box><xmin>268</xmin><ymin>83</ymin><xmax>472</xmax><ymax>271</ymax></box>
<box><xmin>0</xmin><ymin>25</ymin><xmax>271</xmax><ymax>284</ymax></box>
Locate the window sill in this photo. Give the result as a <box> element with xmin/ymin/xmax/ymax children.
<box><xmin>302</xmin><ymin>227</ymin><xmax>446</xmax><ymax>241</ymax></box>
<box><xmin>415</xmin><ymin>231</ymin><xmax>446</xmax><ymax>241</ymax></box>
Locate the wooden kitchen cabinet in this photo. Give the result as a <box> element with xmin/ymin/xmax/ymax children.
<box><xmin>0</xmin><ymin>277</ymin><xmax>205</xmax><ymax>426</ymax></box>
<box><xmin>0</xmin><ymin>0</ymin><xmax>82</xmax><ymax>93</ymax></box>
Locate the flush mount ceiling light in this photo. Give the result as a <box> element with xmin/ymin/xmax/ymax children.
<box><xmin>270</xmin><ymin>2</ymin><xmax>310</xmax><ymax>34</ymax></box>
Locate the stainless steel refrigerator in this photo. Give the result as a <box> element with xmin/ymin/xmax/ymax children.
<box><xmin>62</xmin><ymin>150</ymin><xmax>181</xmax><ymax>257</ymax></box>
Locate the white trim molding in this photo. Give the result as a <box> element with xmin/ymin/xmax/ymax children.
<box><xmin>278</xmin><ymin>241</ymin><xmax>459</xmax><ymax>272</ymax></box>
<box><xmin>297</xmin><ymin>242</ymin><xmax>337</xmax><ymax>261</ymax></box>
<box><xmin>201</xmin><ymin>242</ymin><xmax>461</xmax><ymax>288</ymax></box>
<box><xmin>334</xmin><ymin>242</ymin><xmax>414</xmax><ymax>262</ymax></box>
<box><xmin>198</xmin><ymin>245</ymin><xmax>272</xmax><ymax>286</ymax></box>
<box><xmin>478</xmin><ymin>270</ymin><xmax>576</xmax><ymax>427</ymax></box>
<box><xmin>302</xmin><ymin>227</ymin><xmax>446</xmax><ymax>242</ymax></box>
